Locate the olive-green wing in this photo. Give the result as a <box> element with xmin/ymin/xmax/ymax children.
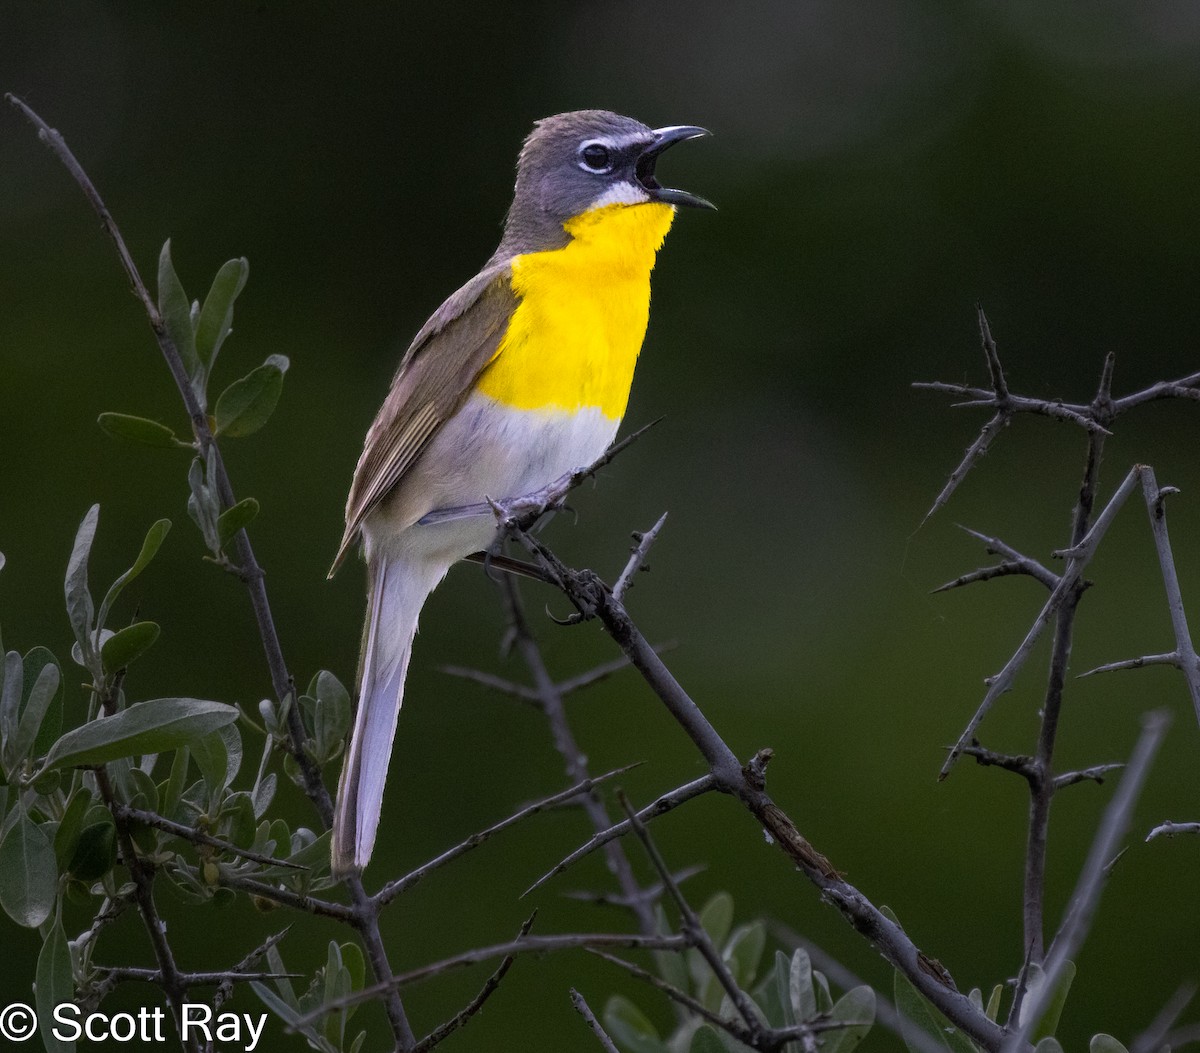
<box><xmin>329</xmin><ymin>260</ymin><xmax>517</xmax><ymax>575</ymax></box>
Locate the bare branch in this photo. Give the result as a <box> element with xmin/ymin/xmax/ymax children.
<box><xmin>613</xmin><ymin>513</ymin><xmax>668</xmax><ymax>601</ymax></box>
<box><xmin>411</xmin><ymin>916</ymin><xmax>533</xmax><ymax>1053</ymax></box>
<box><xmin>941</xmin><ymin>464</ymin><xmax>1142</xmax><ymax>778</ymax></box>
<box><xmin>955</xmin><ymin>526</ymin><xmax>1062</xmax><ymax>591</ymax></box>
<box><xmin>1131</xmin><ymin>982</ymin><xmax>1197</xmax><ymax>1053</ymax></box>
<box><xmin>960</xmin><ymin>743</ymin><xmax>1039</xmax><ymax>786</ymax></box>
<box><xmin>118</xmin><ymin>805</ymin><xmax>304</xmax><ymax>870</ymax></box>
<box><xmin>1077</xmin><ymin>652</ymin><xmax>1180</xmax><ymax>678</ymax></box>
<box><xmin>588</xmin><ymin>949</ymin><xmax>758</xmax><ymax>1044</ymax></box>
<box><xmin>216</xmin><ymin>872</ymin><xmax>356</xmax><ymax>922</ymax></box>
<box><xmin>1052</xmin><ymin>764</ymin><xmax>1123</xmax><ymax>790</ymax></box>
<box><xmin>1112</xmin><ymin>371</ymin><xmax>1200</xmax><ymax>415</ymax></box>
<box><xmin>1146</xmin><ymin>820</ymin><xmax>1200</xmax><ymax>842</ymax></box>
<box><xmin>1006</xmin><ymin>710</ymin><xmax>1171</xmax><ymax>1052</ymax></box>
<box><xmin>570</xmin><ymin>989</ymin><xmax>622</xmax><ymax>1053</ymax></box>
<box><xmin>374</xmin><ymin>765</ymin><xmax>640</xmax><ymax>908</ymax></box>
<box><xmin>438</xmin><ymin>664</ymin><xmax>538</xmax><ymax>703</ymax></box>
<box><xmin>617</xmin><ymin>791</ymin><xmax>763</xmax><ymax>1036</ymax></box>
<box><xmin>524</xmin><ymin>775</ymin><xmax>718</xmax><ymax>897</ymax></box>
<box><xmin>1139</xmin><ymin>468</ymin><xmax>1200</xmax><ymax>723</ymax></box>
<box><xmin>214</xmin><ymin>927</ymin><xmax>293</xmax><ymax>1013</ymax></box>
<box><xmin>920</xmin><ymin>411</ymin><xmax>1009</xmax><ymax>525</ymax></box>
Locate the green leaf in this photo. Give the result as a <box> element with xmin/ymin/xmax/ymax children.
<box><xmin>217</xmin><ymin>497</ymin><xmax>259</xmax><ymax>548</ymax></box>
<box><xmin>1090</xmin><ymin>1036</ymin><xmax>1129</xmax><ymax>1053</ymax></box>
<box><xmin>68</xmin><ymin>818</ymin><xmax>117</xmax><ymax>882</ymax></box>
<box><xmin>1019</xmin><ymin>962</ymin><xmax>1076</xmax><ymax>1041</ymax></box>
<box><xmin>699</xmin><ymin>891</ymin><xmax>734</xmax><ymax>948</ymax></box>
<box><xmin>36</xmin><ymin>916</ymin><xmax>75</xmax><ymax>1053</ymax></box>
<box><xmin>724</xmin><ymin>921</ymin><xmax>766</xmax><ymax>990</ymax></box>
<box><xmin>97</xmin><ymin>412</ymin><xmax>183</xmax><ymax>449</ymax></box>
<box><xmin>312</xmin><ymin>670</ymin><xmax>351</xmax><ymax>762</ymax></box>
<box><xmin>690</xmin><ymin>1027</ymin><xmax>726</xmax><ymax>1053</ymax></box>
<box><xmin>196</xmin><ymin>257</ymin><xmax>249</xmax><ymax>370</ymax></box>
<box><xmin>64</xmin><ymin>505</ymin><xmax>99</xmax><ymax>673</ymax></box>
<box><xmin>101</xmin><ymin>622</ymin><xmax>161</xmax><ymax>674</ymax></box>
<box><xmin>161</xmin><ymin>746</ymin><xmax>190</xmax><ymax>820</ymax></box>
<box><xmin>158</xmin><ymin>240</ymin><xmax>199</xmax><ymax>382</ymax></box>
<box><xmin>0</xmin><ymin>808</ymin><xmax>57</xmax><ymax>927</ymax></box>
<box><xmin>55</xmin><ymin>790</ymin><xmax>92</xmax><ymax>870</ymax></box>
<box><xmin>1035</xmin><ymin>1040</ymin><xmax>1064</xmax><ymax>1053</ymax></box>
<box><xmin>6</xmin><ymin>654</ymin><xmax>61</xmax><ymax>770</ymax></box>
<box><xmin>602</xmin><ymin>995</ymin><xmax>665</xmax><ymax>1053</ymax></box>
<box><xmin>339</xmin><ymin>941</ymin><xmax>365</xmax><ymax>1000</ymax></box>
<box><xmin>985</xmin><ymin>984</ymin><xmax>1003</xmax><ymax>1023</ymax></box>
<box><xmin>894</xmin><ymin>970</ymin><xmax>977</xmax><ymax>1053</ymax></box>
<box><xmin>192</xmin><ymin>723</ymin><xmax>242</xmax><ymax>801</ymax></box>
<box><xmin>97</xmin><ymin>519</ymin><xmax>171</xmax><ymax>633</ymax></box>
<box><xmin>42</xmin><ymin>698</ymin><xmax>239</xmax><ymax>771</ymax></box>
<box><xmin>214</xmin><ymin>355</ymin><xmax>289</xmax><ymax>438</ymax></box>
<box><xmin>822</xmin><ymin>986</ymin><xmax>876</xmax><ymax>1053</ymax></box>
<box><xmin>0</xmin><ymin>650</ymin><xmax>21</xmax><ymax>772</ymax></box>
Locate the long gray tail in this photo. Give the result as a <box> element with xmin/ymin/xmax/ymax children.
<box><xmin>332</xmin><ymin>555</ymin><xmax>441</xmax><ymax>875</ymax></box>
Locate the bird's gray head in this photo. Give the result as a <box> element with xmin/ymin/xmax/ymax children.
<box><xmin>499</xmin><ymin>109</ymin><xmax>712</xmax><ymax>254</ymax></box>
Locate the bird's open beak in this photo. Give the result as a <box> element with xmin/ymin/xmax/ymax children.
<box><xmin>636</xmin><ymin>125</ymin><xmax>716</xmax><ymax>211</ymax></box>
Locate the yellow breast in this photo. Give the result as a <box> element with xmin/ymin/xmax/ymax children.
<box><xmin>475</xmin><ymin>202</ymin><xmax>676</xmax><ymax>419</ymax></box>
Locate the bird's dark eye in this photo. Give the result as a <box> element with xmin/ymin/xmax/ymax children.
<box><xmin>579</xmin><ymin>142</ymin><xmax>612</xmax><ymax>172</ymax></box>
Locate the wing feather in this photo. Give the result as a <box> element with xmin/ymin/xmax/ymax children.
<box><xmin>329</xmin><ymin>260</ymin><xmax>517</xmax><ymax>575</ymax></box>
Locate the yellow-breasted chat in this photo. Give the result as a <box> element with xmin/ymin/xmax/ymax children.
<box><xmin>329</xmin><ymin>110</ymin><xmax>712</xmax><ymax>874</ymax></box>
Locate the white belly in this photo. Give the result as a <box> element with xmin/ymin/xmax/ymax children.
<box><xmin>362</xmin><ymin>391</ymin><xmax>619</xmax><ymax>565</ymax></box>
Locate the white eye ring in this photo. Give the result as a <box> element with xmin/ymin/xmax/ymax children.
<box><xmin>578</xmin><ymin>140</ymin><xmax>614</xmax><ymax>173</ymax></box>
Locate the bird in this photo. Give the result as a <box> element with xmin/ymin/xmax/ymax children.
<box><xmin>328</xmin><ymin>109</ymin><xmax>712</xmax><ymax>874</ymax></box>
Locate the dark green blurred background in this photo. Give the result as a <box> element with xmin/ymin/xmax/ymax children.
<box><xmin>4</xmin><ymin>3</ymin><xmax>1200</xmax><ymax>1049</ymax></box>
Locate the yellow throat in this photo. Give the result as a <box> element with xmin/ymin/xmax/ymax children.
<box><xmin>476</xmin><ymin>201</ymin><xmax>676</xmax><ymax>419</ymax></box>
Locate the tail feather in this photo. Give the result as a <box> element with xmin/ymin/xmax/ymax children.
<box><xmin>332</xmin><ymin>556</ymin><xmax>441</xmax><ymax>875</ymax></box>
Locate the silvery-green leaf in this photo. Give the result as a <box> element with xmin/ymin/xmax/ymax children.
<box><xmin>97</xmin><ymin>519</ymin><xmax>171</xmax><ymax>632</ymax></box>
<box><xmin>36</xmin><ymin>916</ymin><xmax>74</xmax><ymax>1053</ymax></box>
<box><xmin>42</xmin><ymin>698</ymin><xmax>238</xmax><ymax>771</ymax></box>
<box><xmin>64</xmin><ymin>505</ymin><xmax>99</xmax><ymax>672</ymax></box>
<box><xmin>195</xmin><ymin>257</ymin><xmax>249</xmax><ymax>370</ymax></box>
<box><xmin>158</xmin><ymin>241</ymin><xmax>199</xmax><ymax>385</ymax></box>
<box><xmin>822</xmin><ymin>986</ymin><xmax>876</xmax><ymax>1053</ymax></box>
<box><xmin>0</xmin><ymin>808</ymin><xmax>57</xmax><ymax>928</ymax></box>
<box><xmin>1089</xmin><ymin>1035</ymin><xmax>1129</xmax><ymax>1053</ymax></box>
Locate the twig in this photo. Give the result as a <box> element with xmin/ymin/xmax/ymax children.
<box><xmin>613</xmin><ymin>513</ymin><xmax>668</xmax><ymax>601</ymax></box>
<box><xmin>941</xmin><ymin>462</ymin><xmax>1139</xmax><ymax>779</ymax></box>
<box><xmin>1005</xmin><ymin>710</ymin><xmax>1171</xmax><ymax>1052</ymax></box>
<box><xmin>5</xmin><ymin>93</ymin><xmax>415</xmax><ymax>1049</ymax></box>
<box><xmin>1139</xmin><ymin>468</ymin><xmax>1200</xmax><ymax>723</ymax></box>
<box><xmin>94</xmin><ymin>966</ymin><xmax>296</xmax><ymax>987</ymax></box>
<box><xmin>299</xmin><ymin>932</ymin><xmax>689</xmax><ymax>1023</ymax></box>
<box><xmin>1146</xmin><ymin>820</ymin><xmax>1200</xmax><ymax>842</ymax></box>
<box><xmin>1131</xmin><ymin>982</ymin><xmax>1197</xmax><ymax>1053</ymax></box>
<box><xmin>524</xmin><ymin>774</ymin><xmax>718</xmax><ymax>897</ymax></box>
<box><xmin>1052</xmin><ymin>764</ymin><xmax>1123</xmax><ymax>790</ymax></box>
<box><xmin>955</xmin><ymin>527</ymin><xmax>1062</xmax><ymax>591</ymax></box>
<box><xmin>920</xmin><ymin>411</ymin><xmax>1008</xmax><ymax>524</ymax></box>
<box><xmin>501</xmin><ymin>575</ymin><xmax>661</xmax><ymax>938</ymax></box>
<box><xmin>1077</xmin><ymin>652</ymin><xmax>1180</xmax><ymax>678</ymax></box>
<box><xmin>95</xmin><ymin>768</ymin><xmax>198</xmax><ymax>1051</ymax></box>
<box><xmin>960</xmin><ymin>743</ymin><xmax>1039</xmax><ymax>786</ymax></box>
<box><xmin>410</xmin><ymin>915</ymin><xmax>534</xmax><ymax>1053</ymax></box>
<box><xmin>216</xmin><ymin>872</ymin><xmax>356</xmax><ymax>922</ymax></box>
<box><xmin>214</xmin><ymin>928</ymin><xmax>293</xmax><ymax>1013</ymax></box>
<box><xmin>587</xmin><ymin>949</ymin><xmax>758</xmax><ymax>1044</ymax></box>
<box><xmin>617</xmin><ymin>790</ymin><xmax>763</xmax><ymax>1036</ymax></box>
<box><xmin>374</xmin><ymin>765</ymin><xmax>639</xmax><ymax>907</ymax></box>
<box><xmin>1111</xmin><ymin>371</ymin><xmax>1200</xmax><ymax>414</ymax></box>
<box><xmin>496</xmin><ymin>521</ymin><xmax>1006</xmax><ymax>1050</ymax></box>
<box><xmin>117</xmin><ymin>805</ymin><xmax>305</xmax><ymax>869</ymax></box>
<box><xmin>438</xmin><ymin>665</ymin><xmax>538</xmax><ymax>703</ymax></box>
<box><xmin>570</xmin><ymin>989</ymin><xmax>622</xmax><ymax>1053</ymax></box>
